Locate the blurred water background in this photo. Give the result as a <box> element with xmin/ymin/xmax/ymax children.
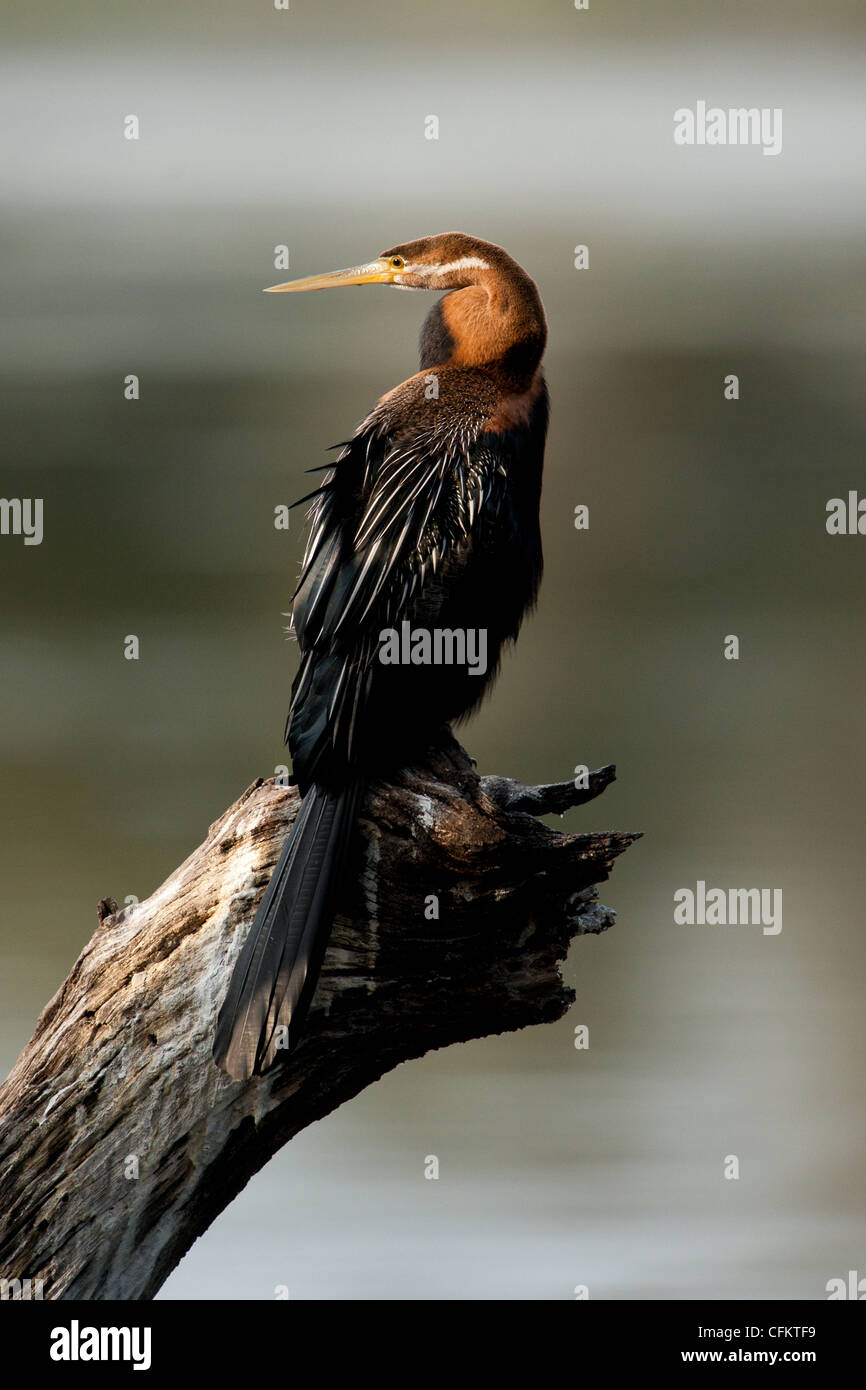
<box><xmin>1</xmin><ymin>0</ymin><xmax>864</xmax><ymax>1298</ymax></box>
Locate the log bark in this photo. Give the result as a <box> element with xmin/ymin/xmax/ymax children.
<box><xmin>0</xmin><ymin>734</ymin><xmax>639</xmax><ymax>1300</ymax></box>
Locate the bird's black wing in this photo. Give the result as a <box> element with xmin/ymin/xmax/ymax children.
<box><xmin>287</xmin><ymin>407</ymin><xmax>511</xmax><ymax>788</ymax></box>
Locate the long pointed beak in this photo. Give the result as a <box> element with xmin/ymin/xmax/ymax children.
<box><xmin>264</xmin><ymin>258</ymin><xmax>397</xmax><ymax>293</ymax></box>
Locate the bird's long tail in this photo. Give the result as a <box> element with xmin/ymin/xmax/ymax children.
<box><xmin>213</xmin><ymin>778</ymin><xmax>363</xmax><ymax>1079</ymax></box>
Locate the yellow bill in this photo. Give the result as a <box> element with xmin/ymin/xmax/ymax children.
<box><xmin>264</xmin><ymin>258</ymin><xmax>398</xmax><ymax>293</ymax></box>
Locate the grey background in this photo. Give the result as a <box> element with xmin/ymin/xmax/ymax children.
<box><xmin>1</xmin><ymin>0</ymin><xmax>864</xmax><ymax>1298</ymax></box>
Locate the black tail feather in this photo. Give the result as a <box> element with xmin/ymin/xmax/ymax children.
<box><xmin>213</xmin><ymin>779</ymin><xmax>363</xmax><ymax>1079</ymax></box>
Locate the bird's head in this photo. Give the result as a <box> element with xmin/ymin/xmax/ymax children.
<box><xmin>265</xmin><ymin>233</ymin><xmax>507</xmax><ymax>295</ymax></box>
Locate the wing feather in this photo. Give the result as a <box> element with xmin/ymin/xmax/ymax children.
<box><xmin>286</xmin><ymin>410</ymin><xmax>511</xmax><ymax>786</ymax></box>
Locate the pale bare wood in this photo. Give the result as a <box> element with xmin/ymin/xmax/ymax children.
<box><xmin>0</xmin><ymin>735</ymin><xmax>638</xmax><ymax>1300</ymax></box>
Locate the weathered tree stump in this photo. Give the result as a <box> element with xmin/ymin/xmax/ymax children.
<box><xmin>0</xmin><ymin>735</ymin><xmax>639</xmax><ymax>1300</ymax></box>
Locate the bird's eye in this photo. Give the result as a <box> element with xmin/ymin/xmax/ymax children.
<box><xmin>390</xmin><ymin>256</ymin><xmax>405</xmax><ymax>270</ymax></box>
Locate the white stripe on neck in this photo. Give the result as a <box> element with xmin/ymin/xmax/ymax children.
<box><xmin>402</xmin><ymin>255</ymin><xmax>491</xmax><ymax>278</ymax></box>
<box><xmin>434</xmin><ymin>256</ymin><xmax>491</xmax><ymax>276</ymax></box>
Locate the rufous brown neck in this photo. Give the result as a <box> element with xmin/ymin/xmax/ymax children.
<box><xmin>419</xmin><ymin>263</ymin><xmax>547</xmax><ymax>393</ymax></box>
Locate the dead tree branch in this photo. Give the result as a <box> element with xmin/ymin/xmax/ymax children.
<box><xmin>0</xmin><ymin>734</ymin><xmax>639</xmax><ymax>1300</ymax></box>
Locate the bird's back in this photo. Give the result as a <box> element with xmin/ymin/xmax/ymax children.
<box><xmin>287</xmin><ymin>363</ymin><xmax>548</xmax><ymax>793</ymax></box>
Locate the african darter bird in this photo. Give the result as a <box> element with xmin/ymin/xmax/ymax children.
<box><xmin>213</xmin><ymin>233</ymin><xmax>548</xmax><ymax>1079</ymax></box>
